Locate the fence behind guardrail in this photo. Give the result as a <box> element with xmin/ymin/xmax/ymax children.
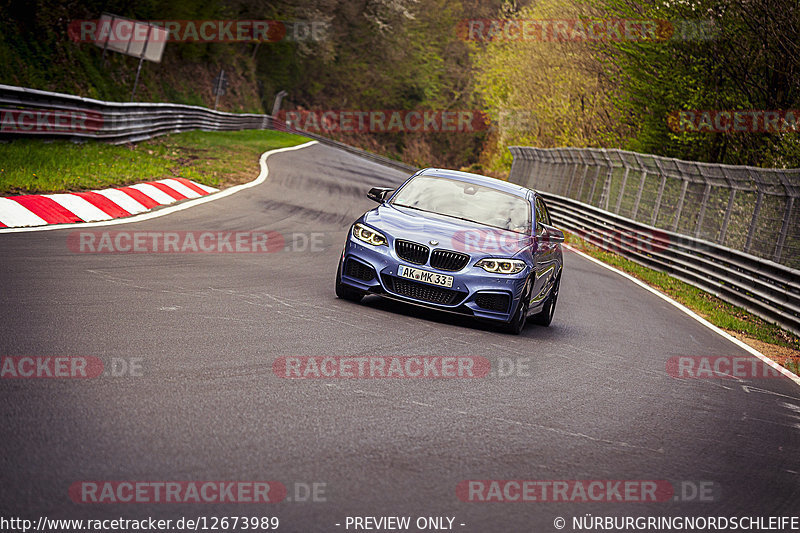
<box><xmin>508</xmin><ymin>146</ymin><xmax>800</xmax><ymax>269</ymax></box>
<box><xmin>508</xmin><ymin>146</ymin><xmax>800</xmax><ymax>335</ymax></box>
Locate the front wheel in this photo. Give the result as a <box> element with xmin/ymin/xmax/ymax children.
<box><xmin>504</xmin><ymin>278</ymin><xmax>532</xmax><ymax>335</ymax></box>
<box><xmin>531</xmin><ymin>274</ymin><xmax>560</xmax><ymax>327</ymax></box>
<box><xmin>335</xmin><ymin>257</ymin><xmax>364</xmax><ymax>303</ymax></box>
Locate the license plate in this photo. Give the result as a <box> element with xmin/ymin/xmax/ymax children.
<box><xmin>398</xmin><ymin>265</ymin><xmax>453</xmax><ymax>288</ymax></box>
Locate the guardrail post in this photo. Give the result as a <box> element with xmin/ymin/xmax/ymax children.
<box><xmin>718</xmin><ymin>189</ymin><xmax>737</xmax><ymax>245</ymax></box>
<box><xmin>549</xmin><ymin>150</ymin><xmax>562</xmax><ymax>192</ymax></box>
<box><xmin>631</xmin><ymin>170</ymin><xmax>647</xmax><ymax>221</ymax></box>
<box><xmin>651</xmin><ymin>173</ymin><xmax>667</xmax><ymax>226</ymax></box>
<box><xmin>563</xmin><ymin>153</ymin><xmax>579</xmax><ymax>197</ymax></box>
<box><xmin>586</xmin><ymin>151</ymin><xmax>602</xmax><ymax>205</ymax></box>
<box><xmin>508</xmin><ymin>147</ymin><xmax>523</xmax><ymax>183</ymax></box>
<box><xmin>528</xmin><ymin>149</ymin><xmax>540</xmax><ymax>188</ymax></box>
<box><xmin>598</xmin><ymin>150</ymin><xmax>614</xmax><ymax>211</ymax></box>
<box><xmin>546</xmin><ymin>151</ymin><xmax>558</xmax><ymax>189</ymax></box>
<box><xmin>672</xmin><ymin>178</ymin><xmax>689</xmax><ymax>232</ymax></box>
<box><xmin>585</xmin><ymin>165</ymin><xmax>601</xmax><ymax>205</ymax></box>
<box><xmin>772</xmin><ymin>170</ymin><xmax>798</xmax><ymax>263</ymax></box>
<box><xmin>744</xmin><ymin>190</ymin><xmax>763</xmax><ymax>253</ymax></box>
<box><xmin>525</xmin><ymin>149</ymin><xmax>535</xmax><ymax>186</ymax></box>
<box><xmin>510</xmin><ymin>147</ymin><xmax>526</xmax><ymax>185</ymax></box>
<box><xmin>774</xmin><ymin>196</ymin><xmax>794</xmax><ymax>262</ymax></box>
<box><xmin>557</xmin><ymin>150</ymin><xmax>572</xmax><ymax>194</ymax></box>
<box><xmin>744</xmin><ymin>168</ymin><xmax>767</xmax><ymax>253</ymax></box>
<box><xmin>717</xmin><ymin>167</ymin><xmax>738</xmax><ymax>245</ymax></box>
<box><xmin>573</xmin><ymin>155</ymin><xmax>590</xmax><ymax>199</ymax></box>
<box><xmin>614</xmin><ymin>164</ymin><xmax>630</xmax><ymax>214</ymax></box>
<box><xmin>528</xmin><ymin>149</ymin><xmax>539</xmax><ymax>188</ymax></box>
<box><xmin>695</xmin><ymin>181</ymin><xmax>712</xmax><ymax>239</ymax></box>
<box><xmin>539</xmin><ymin>150</ymin><xmax>550</xmax><ymax>188</ymax></box>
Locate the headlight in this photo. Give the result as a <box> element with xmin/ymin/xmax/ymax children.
<box><xmin>353</xmin><ymin>223</ymin><xmax>387</xmax><ymax>246</ymax></box>
<box><xmin>475</xmin><ymin>258</ymin><xmax>526</xmax><ymax>274</ymax></box>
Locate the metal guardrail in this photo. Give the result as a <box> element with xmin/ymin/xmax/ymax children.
<box><xmin>0</xmin><ymin>84</ymin><xmax>417</xmax><ymax>173</ymax></box>
<box><xmin>508</xmin><ymin>146</ymin><xmax>800</xmax><ymax>270</ymax></box>
<box><xmin>508</xmin><ymin>147</ymin><xmax>800</xmax><ymax>336</ymax></box>
<box><xmin>0</xmin><ymin>84</ymin><xmax>271</xmax><ymax>143</ymax></box>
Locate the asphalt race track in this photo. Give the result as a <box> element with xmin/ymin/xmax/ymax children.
<box><xmin>1</xmin><ymin>142</ymin><xmax>799</xmax><ymax>532</ymax></box>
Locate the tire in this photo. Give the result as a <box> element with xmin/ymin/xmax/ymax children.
<box><xmin>335</xmin><ymin>257</ymin><xmax>364</xmax><ymax>303</ymax></box>
<box><xmin>531</xmin><ymin>274</ymin><xmax>560</xmax><ymax>327</ymax></box>
<box><xmin>504</xmin><ymin>277</ymin><xmax>532</xmax><ymax>335</ymax></box>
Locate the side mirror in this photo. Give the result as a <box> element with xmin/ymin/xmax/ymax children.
<box><xmin>536</xmin><ymin>224</ymin><xmax>565</xmax><ymax>243</ymax></box>
<box><xmin>367</xmin><ymin>187</ymin><xmax>393</xmax><ymax>203</ymax></box>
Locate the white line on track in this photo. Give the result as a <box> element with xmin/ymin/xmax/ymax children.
<box><xmin>564</xmin><ymin>244</ymin><xmax>800</xmax><ymax>388</ymax></box>
<box><xmin>0</xmin><ymin>140</ymin><xmax>318</xmax><ymax>233</ymax></box>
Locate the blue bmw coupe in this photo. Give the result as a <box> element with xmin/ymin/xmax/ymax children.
<box><xmin>335</xmin><ymin>168</ymin><xmax>564</xmax><ymax>334</ymax></box>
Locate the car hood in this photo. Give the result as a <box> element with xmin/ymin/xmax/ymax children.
<box><xmin>362</xmin><ymin>204</ymin><xmax>533</xmax><ymax>256</ymax></box>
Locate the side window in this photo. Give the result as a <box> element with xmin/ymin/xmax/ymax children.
<box><xmin>534</xmin><ymin>198</ymin><xmax>545</xmax><ymax>226</ymax></box>
<box><xmin>539</xmin><ymin>198</ymin><xmax>552</xmax><ymax>225</ymax></box>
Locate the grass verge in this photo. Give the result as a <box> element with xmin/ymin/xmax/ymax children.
<box><xmin>564</xmin><ymin>231</ymin><xmax>800</xmax><ymax>375</ymax></box>
<box><xmin>0</xmin><ymin>129</ymin><xmax>310</xmax><ymax>195</ymax></box>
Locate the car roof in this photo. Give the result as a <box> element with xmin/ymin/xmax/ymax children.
<box><xmin>416</xmin><ymin>168</ymin><xmax>533</xmax><ymax>199</ymax></box>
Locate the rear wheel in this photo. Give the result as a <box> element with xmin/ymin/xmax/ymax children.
<box><xmin>531</xmin><ymin>274</ymin><xmax>560</xmax><ymax>327</ymax></box>
<box><xmin>504</xmin><ymin>278</ymin><xmax>532</xmax><ymax>335</ymax></box>
<box><xmin>335</xmin><ymin>257</ymin><xmax>364</xmax><ymax>303</ymax></box>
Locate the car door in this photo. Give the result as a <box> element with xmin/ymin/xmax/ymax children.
<box><xmin>532</xmin><ymin>197</ymin><xmax>559</xmax><ymax>304</ymax></box>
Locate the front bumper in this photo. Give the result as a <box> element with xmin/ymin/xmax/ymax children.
<box><xmin>339</xmin><ymin>233</ymin><xmax>529</xmax><ymax>323</ymax></box>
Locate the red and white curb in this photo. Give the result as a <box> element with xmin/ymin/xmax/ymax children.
<box><xmin>0</xmin><ymin>140</ymin><xmax>317</xmax><ymax>234</ymax></box>
<box><xmin>0</xmin><ymin>178</ymin><xmax>217</xmax><ymax>229</ymax></box>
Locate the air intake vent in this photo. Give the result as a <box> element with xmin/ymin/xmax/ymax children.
<box><xmin>382</xmin><ymin>275</ymin><xmax>466</xmax><ymax>306</ymax></box>
<box><xmin>475</xmin><ymin>293</ymin><xmax>511</xmax><ymax>312</ymax></box>
<box><xmin>345</xmin><ymin>258</ymin><xmax>376</xmax><ymax>281</ymax></box>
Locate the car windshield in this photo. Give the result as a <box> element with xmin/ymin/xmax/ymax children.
<box><xmin>390</xmin><ymin>175</ymin><xmax>532</xmax><ymax>234</ymax></box>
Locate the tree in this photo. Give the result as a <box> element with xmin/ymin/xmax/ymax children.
<box><xmin>597</xmin><ymin>0</ymin><xmax>800</xmax><ymax>167</ymax></box>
